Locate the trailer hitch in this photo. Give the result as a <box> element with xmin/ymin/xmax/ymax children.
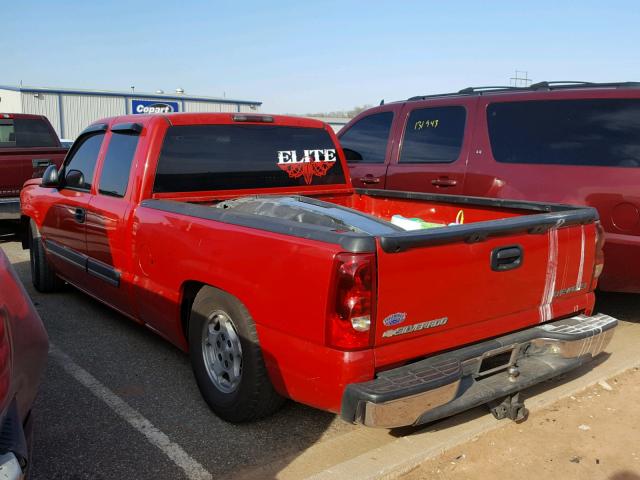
<box><xmin>487</xmin><ymin>392</ymin><xmax>528</xmax><ymax>422</ymax></box>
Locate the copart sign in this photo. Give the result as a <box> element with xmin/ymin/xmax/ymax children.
<box><xmin>132</xmin><ymin>99</ymin><xmax>180</xmax><ymax>114</ymax></box>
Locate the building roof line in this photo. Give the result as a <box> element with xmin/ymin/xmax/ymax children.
<box><xmin>0</xmin><ymin>85</ymin><xmax>261</xmax><ymax>106</ymax></box>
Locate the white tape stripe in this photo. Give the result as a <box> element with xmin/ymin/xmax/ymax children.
<box><xmin>539</xmin><ymin>228</ymin><xmax>559</xmax><ymax>323</ymax></box>
<box><xmin>49</xmin><ymin>344</ymin><xmax>213</xmax><ymax>480</ymax></box>
<box><xmin>576</xmin><ymin>225</ymin><xmax>585</xmax><ymax>289</ymax></box>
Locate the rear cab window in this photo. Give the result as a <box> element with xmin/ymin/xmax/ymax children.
<box><xmin>0</xmin><ymin>120</ymin><xmax>15</xmax><ymax>147</ymax></box>
<box><xmin>339</xmin><ymin>112</ymin><xmax>393</xmax><ymax>164</ymax></box>
<box><xmin>487</xmin><ymin>99</ymin><xmax>640</xmax><ymax>167</ymax></box>
<box><xmin>154</xmin><ymin>125</ymin><xmax>346</xmax><ymax>193</ymax></box>
<box><xmin>399</xmin><ymin>106</ymin><xmax>466</xmax><ymax>163</ymax></box>
<box><xmin>0</xmin><ymin>117</ymin><xmax>59</xmax><ymax>148</ymax></box>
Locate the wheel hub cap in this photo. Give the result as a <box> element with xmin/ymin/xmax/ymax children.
<box><xmin>202</xmin><ymin>310</ymin><xmax>243</xmax><ymax>393</ymax></box>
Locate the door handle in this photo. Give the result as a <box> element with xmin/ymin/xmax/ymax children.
<box><xmin>74</xmin><ymin>208</ymin><xmax>86</xmax><ymax>224</ymax></box>
<box><xmin>431</xmin><ymin>177</ymin><xmax>458</xmax><ymax>187</ymax></box>
<box><xmin>491</xmin><ymin>245</ymin><xmax>523</xmax><ymax>271</ymax></box>
<box><xmin>32</xmin><ymin>159</ymin><xmax>52</xmax><ymax>168</ymax></box>
<box><xmin>359</xmin><ymin>176</ymin><xmax>381</xmax><ymax>185</ymax></box>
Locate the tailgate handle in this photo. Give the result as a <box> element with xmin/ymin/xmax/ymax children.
<box><xmin>491</xmin><ymin>245</ymin><xmax>523</xmax><ymax>271</ymax></box>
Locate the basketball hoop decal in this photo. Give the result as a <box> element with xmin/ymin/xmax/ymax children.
<box><xmin>277</xmin><ymin>149</ymin><xmax>337</xmax><ymax>185</ymax></box>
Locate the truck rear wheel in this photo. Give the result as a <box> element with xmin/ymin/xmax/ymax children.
<box><xmin>29</xmin><ymin>220</ymin><xmax>63</xmax><ymax>293</ymax></box>
<box><xmin>188</xmin><ymin>286</ymin><xmax>285</xmax><ymax>422</ymax></box>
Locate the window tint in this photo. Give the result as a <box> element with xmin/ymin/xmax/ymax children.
<box><xmin>14</xmin><ymin>118</ymin><xmax>58</xmax><ymax>148</ymax></box>
<box><xmin>399</xmin><ymin>106</ymin><xmax>466</xmax><ymax>164</ymax></box>
<box><xmin>488</xmin><ymin>99</ymin><xmax>640</xmax><ymax>167</ymax></box>
<box><xmin>154</xmin><ymin>125</ymin><xmax>346</xmax><ymax>193</ymax></box>
<box><xmin>339</xmin><ymin>112</ymin><xmax>393</xmax><ymax>164</ymax></box>
<box><xmin>99</xmin><ymin>132</ymin><xmax>139</xmax><ymax>197</ymax></box>
<box><xmin>62</xmin><ymin>133</ymin><xmax>105</xmax><ymax>190</ymax></box>
<box><xmin>0</xmin><ymin>120</ymin><xmax>16</xmax><ymax>148</ymax></box>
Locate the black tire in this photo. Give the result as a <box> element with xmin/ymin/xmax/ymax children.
<box><xmin>189</xmin><ymin>286</ymin><xmax>285</xmax><ymax>423</ymax></box>
<box><xmin>29</xmin><ymin>221</ymin><xmax>63</xmax><ymax>293</ymax></box>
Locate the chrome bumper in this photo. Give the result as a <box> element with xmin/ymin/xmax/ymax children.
<box><xmin>341</xmin><ymin>313</ymin><xmax>618</xmax><ymax>428</ymax></box>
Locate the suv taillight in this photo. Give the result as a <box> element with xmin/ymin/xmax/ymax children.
<box><xmin>0</xmin><ymin>311</ymin><xmax>10</xmax><ymax>408</ymax></box>
<box><xmin>327</xmin><ymin>253</ymin><xmax>376</xmax><ymax>350</ymax></box>
<box><xmin>591</xmin><ymin>221</ymin><xmax>605</xmax><ymax>290</ymax></box>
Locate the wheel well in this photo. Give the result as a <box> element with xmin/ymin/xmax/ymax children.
<box><xmin>180</xmin><ymin>281</ymin><xmax>206</xmax><ymax>342</ymax></box>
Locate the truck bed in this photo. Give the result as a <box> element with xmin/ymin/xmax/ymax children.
<box><xmin>146</xmin><ymin>188</ymin><xmax>599</xmax><ymax>369</ymax></box>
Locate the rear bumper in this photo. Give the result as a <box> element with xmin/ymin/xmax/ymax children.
<box><xmin>0</xmin><ymin>198</ymin><xmax>20</xmax><ymax>220</ymax></box>
<box><xmin>341</xmin><ymin>313</ymin><xmax>617</xmax><ymax>428</ymax></box>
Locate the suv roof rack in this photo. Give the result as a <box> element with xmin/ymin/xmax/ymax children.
<box><xmin>407</xmin><ymin>81</ymin><xmax>640</xmax><ymax>102</ymax></box>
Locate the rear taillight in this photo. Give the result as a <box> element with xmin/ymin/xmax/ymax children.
<box><xmin>327</xmin><ymin>253</ymin><xmax>376</xmax><ymax>350</ymax></box>
<box><xmin>591</xmin><ymin>221</ymin><xmax>605</xmax><ymax>289</ymax></box>
<box><xmin>0</xmin><ymin>310</ymin><xmax>10</xmax><ymax>408</ymax></box>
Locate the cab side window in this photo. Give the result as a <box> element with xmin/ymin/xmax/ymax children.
<box><xmin>399</xmin><ymin>106</ymin><xmax>466</xmax><ymax>164</ymax></box>
<box><xmin>339</xmin><ymin>112</ymin><xmax>393</xmax><ymax>164</ymax></box>
<box><xmin>98</xmin><ymin>132</ymin><xmax>140</xmax><ymax>197</ymax></box>
<box><xmin>61</xmin><ymin>133</ymin><xmax>105</xmax><ymax>191</ymax></box>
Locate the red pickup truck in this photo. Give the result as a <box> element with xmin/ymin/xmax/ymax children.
<box><xmin>0</xmin><ymin>113</ymin><xmax>67</xmax><ymax>220</ymax></box>
<box><xmin>20</xmin><ymin>113</ymin><xmax>617</xmax><ymax>427</ymax></box>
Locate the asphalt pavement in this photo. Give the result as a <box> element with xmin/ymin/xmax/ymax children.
<box><xmin>1</xmin><ymin>235</ymin><xmax>638</xmax><ymax>480</ymax></box>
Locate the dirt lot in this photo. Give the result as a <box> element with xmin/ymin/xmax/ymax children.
<box><xmin>403</xmin><ymin>367</ymin><xmax>640</xmax><ymax>480</ymax></box>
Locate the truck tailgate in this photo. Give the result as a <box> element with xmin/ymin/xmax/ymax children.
<box><xmin>374</xmin><ymin>218</ymin><xmax>598</xmax><ymax>366</ymax></box>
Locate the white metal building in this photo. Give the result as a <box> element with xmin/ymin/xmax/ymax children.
<box><xmin>304</xmin><ymin>116</ymin><xmax>350</xmax><ymax>133</ymax></box>
<box><xmin>0</xmin><ymin>85</ymin><xmax>262</xmax><ymax>140</ymax></box>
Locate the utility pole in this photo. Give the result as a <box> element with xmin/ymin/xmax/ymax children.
<box><xmin>510</xmin><ymin>70</ymin><xmax>532</xmax><ymax>87</ymax></box>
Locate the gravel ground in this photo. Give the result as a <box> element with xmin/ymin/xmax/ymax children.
<box><xmin>402</xmin><ymin>368</ymin><xmax>640</xmax><ymax>480</ymax></box>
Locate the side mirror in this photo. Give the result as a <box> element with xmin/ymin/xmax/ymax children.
<box><xmin>41</xmin><ymin>165</ymin><xmax>59</xmax><ymax>187</ymax></box>
<box><xmin>65</xmin><ymin>169</ymin><xmax>85</xmax><ymax>189</ymax></box>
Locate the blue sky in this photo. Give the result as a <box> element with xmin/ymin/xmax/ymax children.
<box><xmin>3</xmin><ymin>1</ymin><xmax>638</xmax><ymax>113</ymax></box>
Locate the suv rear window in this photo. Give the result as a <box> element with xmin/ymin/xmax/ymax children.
<box><xmin>488</xmin><ymin>99</ymin><xmax>640</xmax><ymax>167</ymax></box>
<box><xmin>154</xmin><ymin>125</ymin><xmax>346</xmax><ymax>193</ymax></box>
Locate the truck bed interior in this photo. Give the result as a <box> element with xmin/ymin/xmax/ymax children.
<box><xmin>204</xmin><ymin>189</ymin><xmax>553</xmax><ymax>236</ymax></box>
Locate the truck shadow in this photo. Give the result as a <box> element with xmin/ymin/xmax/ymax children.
<box><xmin>0</xmin><ymin>219</ymin><xmax>23</xmax><ymax>243</ymax></box>
<box><xmin>596</xmin><ymin>290</ymin><xmax>640</xmax><ymax>323</ymax></box>
<box><xmin>611</xmin><ymin>472</ymin><xmax>640</xmax><ymax>480</ymax></box>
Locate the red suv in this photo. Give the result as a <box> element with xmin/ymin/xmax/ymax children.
<box><xmin>339</xmin><ymin>82</ymin><xmax>640</xmax><ymax>293</ymax></box>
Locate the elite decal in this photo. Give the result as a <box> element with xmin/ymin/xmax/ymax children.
<box><xmin>277</xmin><ymin>149</ymin><xmax>337</xmax><ymax>184</ymax></box>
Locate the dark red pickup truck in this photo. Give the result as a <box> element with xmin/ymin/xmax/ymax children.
<box><xmin>0</xmin><ymin>113</ymin><xmax>67</xmax><ymax>220</ymax></box>
<box><xmin>20</xmin><ymin>113</ymin><xmax>617</xmax><ymax>427</ymax></box>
